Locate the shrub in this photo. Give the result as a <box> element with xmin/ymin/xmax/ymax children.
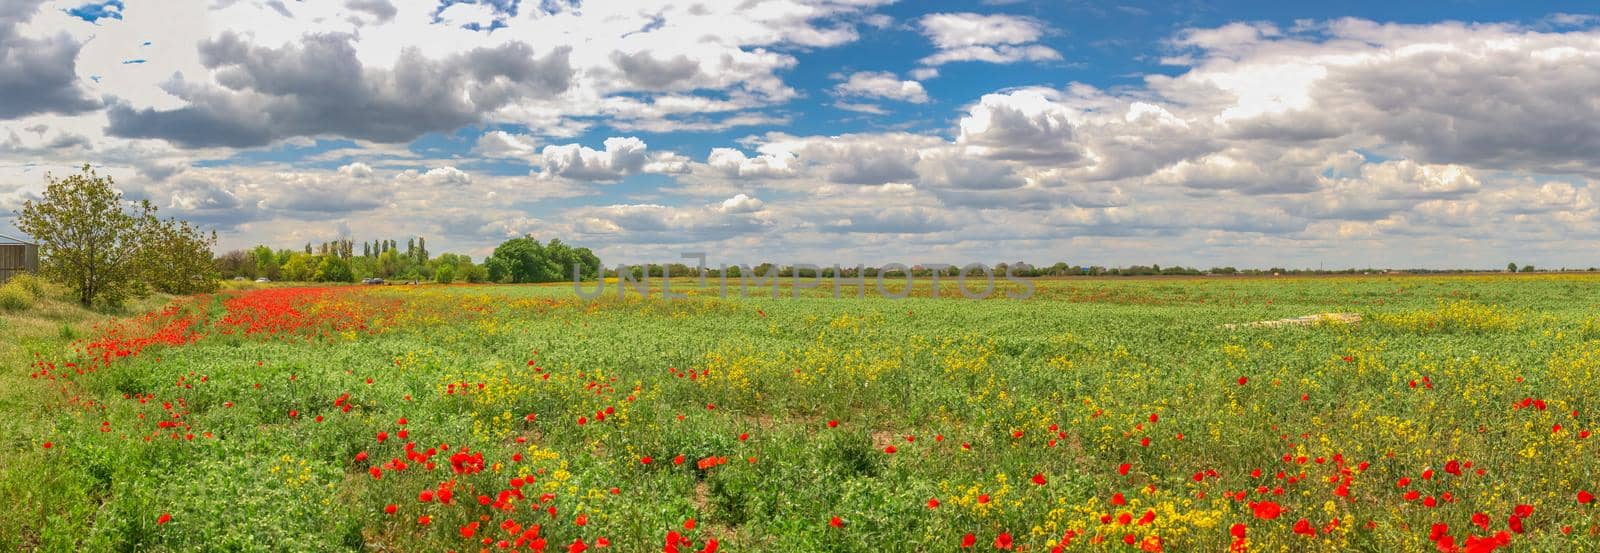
<box><xmin>0</xmin><ymin>282</ymin><xmax>33</xmax><ymax>311</ymax></box>
<box><xmin>7</xmin><ymin>273</ymin><xmax>45</xmax><ymax>297</ymax></box>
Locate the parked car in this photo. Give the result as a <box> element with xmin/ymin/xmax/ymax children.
<box><xmin>255</xmin><ymin>277</ymin><xmax>270</xmax><ymax>283</ymax></box>
<box><xmin>362</xmin><ymin>277</ymin><xmax>385</xmax><ymax>285</ymax></box>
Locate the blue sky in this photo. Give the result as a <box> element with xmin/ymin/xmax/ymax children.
<box><xmin>3</xmin><ymin>0</ymin><xmax>1600</xmax><ymax>268</ymax></box>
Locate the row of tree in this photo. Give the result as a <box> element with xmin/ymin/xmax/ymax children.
<box><xmin>214</xmin><ymin>235</ymin><xmax>603</xmax><ymax>285</ymax></box>
<box><xmin>16</xmin><ymin>166</ymin><xmax>218</xmax><ymax>306</ymax></box>
<box><xmin>215</xmin><ymin>241</ymin><xmax>485</xmax><ymax>284</ymax></box>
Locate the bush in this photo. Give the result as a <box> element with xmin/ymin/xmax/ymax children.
<box><xmin>0</xmin><ymin>282</ymin><xmax>33</xmax><ymax>312</ymax></box>
<box><xmin>7</xmin><ymin>273</ymin><xmax>45</xmax><ymax>297</ymax></box>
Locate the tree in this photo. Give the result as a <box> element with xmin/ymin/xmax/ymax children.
<box><xmin>489</xmin><ymin>236</ymin><xmax>601</xmax><ymax>283</ymax></box>
<box><xmin>1507</xmin><ymin>262</ymin><xmax>1518</xmax><ymax>273</ymax></box>
<box><xmin>138</xmin><ymin>213</ymin><xmax>219</xmax><ymax>294</ymax></box>
<box><xmin>214</xmin><ymin>250</ymin><xmax>254</xmax><ymax>279</ymax></box>
<box><xmin>460</xmin><ymin>262</ymin><xmax>487</xmax><ymax>283</ymax></box>
<box><xmin>253</xmin><ymin>245</ymin><xmax>279</xmax><ymax>279</ymax></box>
<box><xmin>1522</xmin><ymin>264</ymin><xmax>1535</xmax><ymax>273</ymax></box>
<box><xmin>375</xmin><ymin>248</ymin><xmax>401</xmax><ymax>278</ymax></box>
<box><xmin>17</xmin><ymin>166</ymin><xmax>151</xmax><ymax>306</ymax></box>
<box><xmin>281</xmin><ymin>254</ymin><xmax>315</xmax><ymax>281</ymax></box>
<box><xmin>484</xmin><ymin>256</ymin><xmax>509</xmax><ymax>283</ymax></box>
<box><xmin>313</xmin><ymin>255</ymin><xmax>354</xmax><ymax>282</ymax></box>
<box><xmin>492</xmin><ymin>237</ymin><xmax>554</xmax><ymax>283</ymax></box>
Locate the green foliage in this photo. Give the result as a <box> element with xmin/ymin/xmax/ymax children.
<box><xmin>280</xmin><ymin>254</ymin><xmax>314</xmax><ymax>281</ymax></box>
<box><xmin>252</xmin><ymin>245</ymin><xmax>278</xmax><ymax>280</ymax></box>
<box><xmin>312</xmin><ymin>255</ymin><xmax>354</xmax><ymax>282</ymax></box>
<box><xmin>137</xmin><ymin>215</ymin><xmax>219</xmax><ymax>294</ymax></box>
<box><xmin>15</xmin><ymin>166</ymin><xmax>217</xmax><ymax>304</ymax></box>
<box><xmin>16</xmin><ymin>165</ymin><xmax>147</xmax><ymax>306</ymax></box>
<box><xmin>0</xmin><ymin>282</ymin><xmax>31</xmax><ymax>311</ymax></box>
<box><xmin>6</xmin><ymin>273</ymin><xmax>45</xmax><ymax>297</ymax></box>
<box><xmin>488</xmin><ymin>235</ymin><xmax>601</xmax><ymax>283</ymax></box>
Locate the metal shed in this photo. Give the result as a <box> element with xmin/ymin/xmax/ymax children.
<box><xmin>0</xmin><ymin>233</ymin><xmax>39</xmax><ymax>283</ymax></box>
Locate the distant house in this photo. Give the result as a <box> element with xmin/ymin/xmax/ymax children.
<box><xmin>0</xmin><ymin>233</ymin><xmax>40</xmax><ymax>283</ymax></box>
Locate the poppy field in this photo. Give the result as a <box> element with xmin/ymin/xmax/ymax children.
<box><xmin>5</xmin><ymin>275</ymin><xmax>1600</xmax><ymax>552</ymax></box>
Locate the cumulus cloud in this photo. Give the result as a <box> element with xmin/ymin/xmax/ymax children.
<box><xmin>569</xmin><ymin>199</ymin><xmax>774</xmax><ymax>243</ymax></box>
<box><xmin>474</xmin><ymin>131</ymin><xmax>541</xmax><ymax>159</ymax></box>
<box><xmin>833</xmin><ymin>71</ymin><xmax>929</xmax><ymax>103</ymax></box>
<box><xmin>717</xmin><ymin>193</ymin><xmax>765</xmax><ymax>213</ymax></box>
<box><xmin>0</xmin><ymin>1</ymin><xmax>102</xmax><ymax>119</ymax></box>
<box><xmin>538</xmin><ymin>137</ymin><xmax>689</xmax><ymax>182</ymax></box>
<box><xmin>957</xmin><ymin>89</ymin><xmax>1085</xmax><ymax>163</ymax></box>
<box><xmin>918</xmin><ymin>13</ymin><xmax>1061</xmax><ymax>66</ymax></box>
<box><xmin>106</xmin><ymin>33</ymin><xmax>574</xmax><ymax>147</ymax></box>
<box><xmin>706</xmin><ymin>148</ymin><xmax>798</xmax><ymax>179</ymax></box>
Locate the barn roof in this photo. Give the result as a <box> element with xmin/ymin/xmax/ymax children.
<box><xmin>0</xmin><ymin>233</ymin><xmax>36</xmax><ymax>245</ymax></box>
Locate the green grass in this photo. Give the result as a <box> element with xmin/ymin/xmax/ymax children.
<box><xmin>4</xmin><ymin>274</ymin><xmax>1600</xmax><ymax>551</ymax></box>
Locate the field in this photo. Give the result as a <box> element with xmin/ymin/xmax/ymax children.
<box><xmin>4</xmin><ymin>275</ymin><xmax>1600</xmax><ymax>552</ymax></box>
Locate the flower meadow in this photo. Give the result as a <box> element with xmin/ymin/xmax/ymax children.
<box><xmin>5</xmin><ymin>275</ymin><xmax>1600</xmax><ymax>551</ymax></box>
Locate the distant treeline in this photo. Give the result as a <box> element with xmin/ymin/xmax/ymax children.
<box><xmin>214</xmin><ymin>236</ymin><xmax>600</xmax><ymax>284</ymax></box>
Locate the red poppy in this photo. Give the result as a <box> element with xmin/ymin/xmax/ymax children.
<box><xmin>1251</xmin><ymin>501</ymin><xmax>1282</xmax><ymax>520</ymax></box>
<box><xmin>1031</xmin><ymin>473</ymin><xmax>1047</xmax><ymax>486</ymax></box>
<box><xmin>961</xmin><ymin>533</ymin><xmax>976</xmax><ymax>548</ymax></box>
<box><xmin>927</xmin><ymin>498</ymin><xmax>941</xmax><ymax>509</ymax></box>
<box><xmin>994</xmin><ymin>532</ymin><xmax>1013</xmax><ymax>550</ymax></box>
<box><xmin>829</xmin><ymin>516</ymin><xmax>843</xmax><ymax>528</ymax></box>
<box><xmin>1292</xmin><ymin>519</ymin><xmax>1314</xmax><ymax>536</ymax></box>
<box><xmin>156</xmin><ymin>513</ymin><xmax>171</xmax><ymax>525</ymax></box>
<box><xmin>1580</xmin><ymin>490</ymin><xmax>1595</xmax><ymax>504</ymax></box>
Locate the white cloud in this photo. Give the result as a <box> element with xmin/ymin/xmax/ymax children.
<box><xmin>718</xmin><ymin>193</ymin><xmax>766</xmax><ymax>213</ymax></box>
<box><xmin>833</xmin><ymin>71</ymin><xmax>929</xmax><ymax>103</ymax></box>
<box><xmin>474</xmin><ymin>131</ymin><xmax>541</xmax><ymax>159</ymax></box>
<box><xmin>538</xmin><ymin>137</ymin><xmax>651</xmax><ymax>182</ymax></box>
<box><xmin>706</xmin><ymin>148</ymin><xmax>799</xmax><ymax>179</ymax></box>
<box><xmin>920</xmin><ymin>12</ymin><xmax>1049</xmax><ymax>49</ymax></box>
<box><xmin>917</xmin><ymin>12</ymin><xmax>1061</xmax><ymax>66</ymax></box>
